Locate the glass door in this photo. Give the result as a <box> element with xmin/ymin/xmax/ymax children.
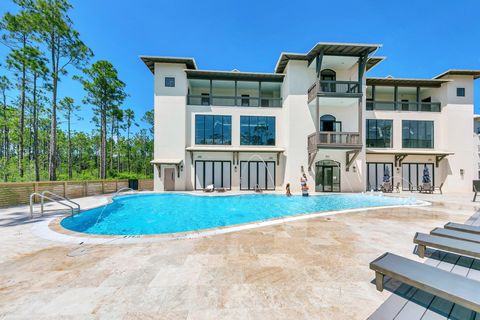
<box><xmin>315</xmin><ymin>160</ymin><xmax>341</xmax><ymax>192</ymax></box>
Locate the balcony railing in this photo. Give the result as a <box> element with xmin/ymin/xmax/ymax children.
<box><xmin>308</xmin><ymin>80</ymin><xmax>361</xmax><ymax>102</ymax></box>
<box><xmin>308</xmin><ymin>131</ymin><xmax>362</xmax><ymax>152</ymax></box>
<box><xmin>366</xmin><ymin>101</ymin><xmax>441</xmax><ymax>112</ymax></box>
<box><xmin>187</xmin><ymin>95</ymin><xmax>282</xmax><ymax>108</ymax></box>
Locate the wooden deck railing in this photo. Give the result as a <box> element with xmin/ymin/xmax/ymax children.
<box><xmin>0</xmin><ymin>179</ymin><xmax>154</xmax><ymax>208</ymax></box>
<box><xmin>308</xmin><ymin>131</ymin><xmax>362</xmax><ymax>152</ymax></box>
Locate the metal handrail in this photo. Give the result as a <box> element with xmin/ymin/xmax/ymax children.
<box><xmin>114</xmin><ymin>187</ymin><xmax>136</xmax><ymax>196</ymax></box>
<box><xmin>29</xmin><ymin>193</ymin><xmax>77</xmax><ymax>219</ymax></box>
<box><xmin>41</xmin><ymin>191</ymin><xmax>80</xmax><ymax>215</ymax></box>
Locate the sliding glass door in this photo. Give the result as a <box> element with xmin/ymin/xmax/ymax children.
<box><xmin>366</xmin><ymin>163</ymin><xmax>393</xmax><ymax>191</ymax></box>
<box><xmin>240</xmin><ymin>161</ymin><xmax>275</xmax><ymax>190</ymax></box>
<box><xmin>195</xmin><ymin>161</ymin><xmax>231</xmax><ymax>190</ymax></box>
<box><xmin>402</xmin><ymin>163</ymin><xmax>434</xmax><ymax>191</ymax></box>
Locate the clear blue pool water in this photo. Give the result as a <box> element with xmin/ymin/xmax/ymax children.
<box><xmin>60</xmin><ymin>193</ymin><xmax>417</xmax><ymax>235</ymax></box>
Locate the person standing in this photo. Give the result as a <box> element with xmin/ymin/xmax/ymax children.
<box><xmin>300</xmin><ymin>174</ymin><xmax>309</xmax><ymax>197</ymax></box>
<box><xmin>286</xmin><ymin>183</ymin><xmax>292</xmax><ymax>196</ymax></box>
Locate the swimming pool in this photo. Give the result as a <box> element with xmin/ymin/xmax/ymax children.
<box><xmin>60</xmin><ymin>193</ymin><xmax>418</xmax><ymax>236</ymax></box>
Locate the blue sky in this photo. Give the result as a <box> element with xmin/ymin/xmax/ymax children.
<box><xmin>1</xmin><ymin>0</ymin><xmax>480</xmax><ymax>133</ymax></box>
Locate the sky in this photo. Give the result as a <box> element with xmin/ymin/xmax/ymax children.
<box><xmin>1</xmin><ymin>0</ymin><xmax>480</xmax><ymax>133</ymax></box>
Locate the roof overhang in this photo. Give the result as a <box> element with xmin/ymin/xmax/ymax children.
<box><xmin>275</xmin><ymin>42</ymin><xmax>382</xmax><ymax>73</ymax></box>
<box><xmin>150</xmin><ymin>158</ymin><xmax>183</xmax><ymax>165</ymax></box>
<box><xmin>140</xmin><ymin>56</ymin><xmax>197</xmax><ymax>74</ymax></box>
<box><xmin>366</xmin><ymin>56</ymin><xmax>386</xmax><ymax>71</ymax></box>
<box><xmin>186</xmin><ymin>146</ymin><xmax>285</xmax><ymax>153</ymax></box>
<box><xmin>366</xmin><ymin>77</ymin><xmax>450</xmax><ymax>87</ymax></box>
<box><xmin>366</xmin><ymin>149</ymin><xmax>454</xmax><ymax>167</ymax></box>
<box><xmin>185</xmin><ymin>69</ymin><xmax>284</xmax><ymax>82</ymax></box>
<box><xmin>434</xmin><ymin>69</ymin><xmax>480</xmax><ymax>80</ymax></box>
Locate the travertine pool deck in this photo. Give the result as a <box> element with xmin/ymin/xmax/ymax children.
<box><xmin>0</xmin><ymin>192</ymin><xmax>478</xmax><ymax>319</ymax></box>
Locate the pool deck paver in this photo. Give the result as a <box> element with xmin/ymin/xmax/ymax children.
<box><xmin>0</xmin><ymin>192</ymin><xmax>479</xmax><ymax>319</ymax></box>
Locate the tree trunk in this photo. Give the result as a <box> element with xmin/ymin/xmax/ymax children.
<box><xmin>32</xmin><ymin>72</ymin><xmax>40</xmax><ymax>181</ymax></box>
<box><xmin>110</xmin><ymin>116</ymin><xmax>114</xmax><ymax>173</ymax></box>
<box><xmin>48</xmin><ymin>38</ymin><xmax>58</xmax><ymax>181</ymax></box>
<box><xmin>18</xmin><ymin>35</ymin><xmax>27</xmax><ymax>178</ymax></box>
<box><xmin>67</xmin><ymin>109</ymin><xmax>72</xmax><ymax>179</ymax></box>
<box><xmin>127</xmin><ymin>126</ymin><xmax>131</xmax><ymax>173</ymax></box>
<box><xmin>100</xmin><ymin>105</ymin><xmax>107</xmax><ymax>179</ymax></box>
<box><xmin>2</xmin><ymin>88</ymin><xmax>8</xmax><ymax>182</ymax></box>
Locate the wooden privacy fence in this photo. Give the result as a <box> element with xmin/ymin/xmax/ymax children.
<box><xmin>0</xmin><ymin>179</ymin><xmax>154</xmax><ymax>208</ymax></box>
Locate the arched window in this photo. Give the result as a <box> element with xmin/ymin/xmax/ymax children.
<box><xmin>320</xmin><ymin>114</ymin><xmax>341</xmax><ymax>132</ymax></box>
<box><xmin>320</xmin><ymin>69</ymin><xmax>336</xmax><ymax>92</ymax></box>
<box><xmin>320</xmin><ymin>69</ymin><xmax>336</xmax><ymax>81</ymax></box>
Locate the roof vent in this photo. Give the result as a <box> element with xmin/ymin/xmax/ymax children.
<box><xmin>385</xmin><ymin>75</ymin><xmax>394</xmax><ymax>79</ymax></box>
<box><xmin>231</xmin><ymin>69</ymin><xmax>240</xmax><ymax>72</ymax></box>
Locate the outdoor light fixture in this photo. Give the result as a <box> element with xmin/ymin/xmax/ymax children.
<box><xmin>352</xmin><ymin>166</ymin><xmax>357</xmax><ymax>173</ymax></box>
<box><xmin>234</xmin><ymin>165</ymin><xmax>238</xmax><ymax>172</ymax></box>
<box><xmin>396</xmin><ymin>167</ymin><xmax>400</xmax><ymax>173</ymax></box>
<box><xmin>460</xmin><ymin>169</ymin><xmax>465</xmax><ymax>176</ymax></box>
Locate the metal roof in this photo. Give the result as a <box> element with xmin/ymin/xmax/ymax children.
<box><xmin>185</xmin><ymin>69</ymin><xmax>284</xmax><ymax>82</ymax></box>
<box><xmin>140</xmin><ymin>56</ymin><xmax>197</xmax><ymax>74</ymax></box>
<box><xmin>366</xmin><ymin>77</ymin><xmax>450</xmax><ymax>87</ymax></box>
<box><xmin>434</xmin><ymin>69</ymin><xmax>480</xmax><ymax>80</ymax></box>
<box><xmin>274</xmin><ymin>42</ymin><xmax>382</xmax><ymax>73</ymax></box>
<box><xmin>367</xmin><ymin>56</ymin><xmax>386</xmax><ymax>71</ymax></box>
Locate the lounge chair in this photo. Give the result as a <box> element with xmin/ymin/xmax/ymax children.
<box><xmin>380</xmin><ymin>182</ymin><xmax>392</xmax><ymax>193</ymax></box>
<box><xmin>418</xmin><ymin>182</ymin><xmax>434</xmax><ymax>193</ymax></box>
<box><xmin>203</xmin><ymin>184</ymin><xmax>214</xmax><ymax>193</ymax></box>
<box><xmin>394</xmin><ymin>182</ymin><xmax>400</xmax><ymax>193</ymax></box>
<box><xmin>413</xmin><ymin>232</ymin><xmax>480</xmax><ymax>259</ymax></box>
<box><xmin>215</xmin><ymin>187</ymin><xmax>226</xmax><ymax>193</ymax></box>
<box><xmin>431</xmin><ymin>227</ymin><xmax>480</xmax><ymax>244</ymax></box>
<box><xmin>444</xmin><ymin>222</ymin><xmax>480</xmax><ymax>235</ymax></box>
<box><xmin>370</xmin><ymin>252</ymin><xmax>480</xmax><ymax>312</ymax></box>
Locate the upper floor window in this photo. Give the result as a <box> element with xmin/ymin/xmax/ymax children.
<box><xmin>165</xmin><ymin>77</ymin><xmax>175</xmax><ymax>87</ymax></box>
<box><xmin>402</xmin><ymin>120</ymin><xmax>434</xmax><ymax>149</ymax></box>
<box><xmin>240</xmin><ymin>116</ymin><xmax>275</xmax><ymax>145</ymax></box>
<box><xmin>195</xmin><ymin>115</ymin><xmax>231</xmax><ymax>145</ymax></box>
<box><xmin>457</xmin><ymin>87</ymin><xmax>465</xmax><ymax>97</ymax></box>
<box><xmin>366</xmin><ymin>119</ymin><xmax>393</xmax><ymax>148</ymax></box>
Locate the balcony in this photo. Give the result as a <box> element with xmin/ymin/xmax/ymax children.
<box><xmin>307</xmin><ymin>131</ymin><xmax>362</xmax><ymax>152</ymax></box>
<box><xmin>308</xmin><ymin>80</ymin><xmax>361</xmax><ymax>103</ymax></box>
<box><xmin>187</xmin><ymin>95</ymin><xmax>282</xmax><ymax>108</ymax></box>
<box><xmin>366</xmin><ymin>101</ymin><xmax>441</xmax><ymax>112</ymax></box>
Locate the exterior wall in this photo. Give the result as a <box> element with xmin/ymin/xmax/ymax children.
<box><xmin>186</xmin><ymin>106</ymin><xmax>285</xmax><ymax>191</ymax></box>
<box><xmin>151</xmin><ymin>56</ymin><xmax>476</xmax><ymax>194</ymax></box>
<box><xmin>153</xmin><ymin>63</ymin><xmax>188</xmax><ymax>191</ymax></box>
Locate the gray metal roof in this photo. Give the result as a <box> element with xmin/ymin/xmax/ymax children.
<box><xmin>185</xmin><ymin>69</ymin><xmax>284</xmax><ymax>82</ymax></box>
<box><xmin>140</xmin><ymin>56</ymin><xmax>197</xmax><ymax>74</ymax></box>
<box><xmin>367</xmin><ymin>56</ymin><xmax>386</xmax><ymax>71</ymax></box>
<box><xmin>366</xmin><ymin>77</ymin><xmax>450</xmax><ymax>87</ymax></box>
<box><xmin>275</xmin><ymin>42</ymin><xmax>382</xmax><ymax>73</ymax></box>
<box><xmin>434</xmin><ymin>69</ymin><xmax>480</xmax><ymax>80</ymax></box>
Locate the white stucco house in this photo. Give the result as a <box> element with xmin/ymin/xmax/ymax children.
<box><xmin>141</xmin><ymin>42</ymin><xmax>479</xmax><ymax>193</ymax></box>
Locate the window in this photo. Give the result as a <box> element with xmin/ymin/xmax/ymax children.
<box><xmin>195</xmin><ymin>115</ymin><xmax>231</xmax><ymax>145</ymax></box>
<box><xmin>402</xmin><ymin>120</ymin><xmax>434</xmax><ymax>148</ymax></box>
<box><xmin>241</xmin><ymin>94</ymin><xmax>250</xmax><ymax>106</ymax></box>
<box><xmin>366</xmin><ymin>119</ymin><xmax>393</xmax><ymax>148</ymax></box>
<box><xmin>457</xmin><ymin>87</ymin><xmax>465</xmax><ymax>97</ymax></box>
<box><xmin>240</xmin><ymin>116</ymin><xmax>275</xmax><ymax>145</ymax></box>
<box><xmin>165</xmin><ymin>77</ymin><xmax>175</xmax><ymax>87</ymax></box>
<box><xmin>201</xmin><ymin>93</ymin><xmax>210</xmax><ymax>106</ymax></box>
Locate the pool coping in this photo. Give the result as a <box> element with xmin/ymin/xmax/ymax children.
<box><xmin>31</xmin><ymin>192</ymin><xmax>431</xmax><ymax>245</ymax></box>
